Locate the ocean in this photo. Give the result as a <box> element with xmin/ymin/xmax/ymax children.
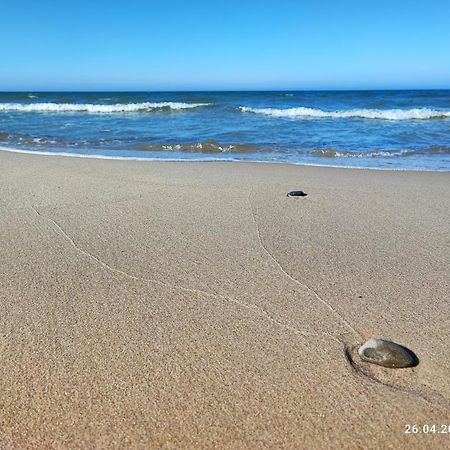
<box><xmin>0</xmin><ymin>90</ymin><xmax>449</xmax><ymax>170</ymax></box>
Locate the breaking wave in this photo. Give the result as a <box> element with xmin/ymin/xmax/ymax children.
<box><xmin>0</xmin><ymin>102</ymin><xmax>210</xmax><ymax>113</ymax></box>
<box><xmin>240</xmin><ymin>106</ymin><xmax>450</xmax><ymax>120</ymax></box>
<box><xmin>310</xmin><ymin>146</ymin><xmax>450</xmax><ymax>158</ymax></box>
<box><xmin>136</xmin><ymin>140</ymin><xmax>262</xmax><ymax>153</ymax></box>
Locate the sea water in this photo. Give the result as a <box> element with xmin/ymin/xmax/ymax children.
<box><xmin>0</xmin><ymin>90</ymin><xmax>449</xmax><ymax>170</ymax></box>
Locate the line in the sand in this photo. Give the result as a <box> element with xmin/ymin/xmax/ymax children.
<box><xmin>247</xmin><ymin>187</ymin><xmax>363</xmax><ymax>341</ymax></box>
<box><xmin>30</xmin><ymin>205</ymin><xmax>341</xmax><ymax>345</ymax></box>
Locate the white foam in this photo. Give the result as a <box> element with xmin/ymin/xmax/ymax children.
<box><xmin>0</xmin><ymin>146</ymin><xmax>247</xmax><ymax>163</ymax></box>
<box><xmin>313</xmin><ymin>149</ymin><xmax>413</xmax><ymax>158</ymax></box>
<box><xmin>0</xmin><ymin>102</ymin><xmax>209</xmax><ymax>113</ymax></box>
<box><xmin>0</xmin><ymin>146</ymin><xmax>447</xmax><ymax>172</ymax></box>
<box><xmin>240</xmin><ymin>106</ymin><xmax>450</xmax><ymax>120</ymax></box>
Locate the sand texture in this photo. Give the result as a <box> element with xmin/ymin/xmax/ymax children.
<box><xmin>0</xmin><ymin>151</ymin><xmax>449</xmax><ymax>449</ymax></box>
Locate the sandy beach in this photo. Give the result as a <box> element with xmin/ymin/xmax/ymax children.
<box><xmin>0</xmin><ymin>150</ymin><xmax>449</xmax><ymax>449</ymax></box>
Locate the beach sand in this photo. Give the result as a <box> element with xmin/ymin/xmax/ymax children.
<box><xmin>0</xmin><ymin>150</ymin><xmax>449</xmax><ymax>449</ymax></box>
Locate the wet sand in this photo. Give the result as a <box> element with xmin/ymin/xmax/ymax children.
<box><xmin>0</xmin><ymin>150</ymin><xmax>449</xmax><ymax>449</ymax></box>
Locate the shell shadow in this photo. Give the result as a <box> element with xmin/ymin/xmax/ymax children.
<box><xmin>344</xmin><ymin>344</ymin><xmax>450</xmax><ymax>414</ymax></box>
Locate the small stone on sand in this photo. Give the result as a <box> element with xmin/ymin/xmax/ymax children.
<box><xmin>287</xmin><ymin>190</ymin><xmax>307</xmax><ymax>197</ymax></box>
<box><xmin>358</xmin><ymin>339</ymin><xmax>418</xmax><ymax>368</ymax></box>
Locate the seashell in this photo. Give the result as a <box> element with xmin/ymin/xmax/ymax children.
<box><xmin>358</xmin><ymin>339</ymin><xmax>418</xmax><ymax>368</ymax></box>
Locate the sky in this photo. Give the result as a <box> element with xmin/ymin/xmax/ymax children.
<box><xmin>1</xmin><ymin>0</ymin><xmax>449</xmax><ymax>90</ymax></box>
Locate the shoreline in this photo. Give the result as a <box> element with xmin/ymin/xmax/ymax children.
<box><xmin>1</xmin><ymin>150</ymin><xmax>449</xmax><ymax>448</ymax></box>
<box><xmin>1</xmin><ymin>145</ymin><xmax>449</xmax><ymax>172</ymax></box>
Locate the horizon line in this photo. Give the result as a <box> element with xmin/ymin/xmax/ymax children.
<box><xmin>1</xmin><ymin>87</ymin><xmax>450</xmax><ymax>93</ymax></box>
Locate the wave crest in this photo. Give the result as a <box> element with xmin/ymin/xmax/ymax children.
<box><xmin>240</xmin><ymin>106</ymin><xmax>450</xmax><ymax>120</ymax></box>
<box><xmin>0</xmin><ymin>102</ymin><xmax>210</xmax><ymax>113</ymax></box>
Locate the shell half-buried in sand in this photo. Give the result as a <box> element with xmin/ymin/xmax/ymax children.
<box><xmin>358</xmin><ymin>339</ymin><xmax>418</xmax><ymax>368</ymax></box>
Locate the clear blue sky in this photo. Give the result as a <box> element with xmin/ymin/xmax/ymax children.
<box><xmin>1</xmin><ymin>0</ymin><xmax>449</xmax><ymax>90</ymax></box>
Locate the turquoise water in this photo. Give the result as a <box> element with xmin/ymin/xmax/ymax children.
<box><xmin>0</xmin><ymin>90</ymin><xmax>449</xmax><ymax>170</ymax></box>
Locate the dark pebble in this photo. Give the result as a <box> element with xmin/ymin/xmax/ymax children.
<box><xmin>287</xmin><ymin>190</ymin><xmax>307</xmax><ymax>197</ymax></box>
